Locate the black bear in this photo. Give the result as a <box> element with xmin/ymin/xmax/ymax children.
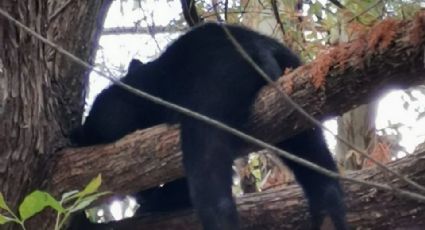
<box><xmin>71</xmin><ymin>23</ymin><xmax>347</xmax><ymax>230</ymax></box>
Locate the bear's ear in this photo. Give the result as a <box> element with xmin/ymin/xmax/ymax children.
<box><xmin>128</xmin><ymin>59</ymin><xmax>144</xmax><ymax>73</ymax></box>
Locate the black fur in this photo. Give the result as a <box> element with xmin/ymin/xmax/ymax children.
<box><xmin>277</xmin><ymin>128</ymin><xmax>347</xmax><ymax>230</ymax></box>
<box><xmin>71</xmin><ymin>23</ymin><xmax>346</xmax><ymax>230</ymax></box>
<box><xmin>135</xmin><ymin>178</ymin><xmax>192</xmax><ymax>214</ymax></box>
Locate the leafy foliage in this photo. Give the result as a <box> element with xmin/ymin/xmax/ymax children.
<box><xmin>196</xmin><ymin>0</ymin><xmax>423</xmax><ymax>61</ymax></box>
<box><xmin>0</xmin><ymin>174</ymin><xmax>108</xmax><ymax>230</ymax></box>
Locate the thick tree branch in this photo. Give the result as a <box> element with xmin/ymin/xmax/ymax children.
<box><xmin>70</xmin><ymin>148</ymin><xmax>425</xmax><ymax>229</ymax></box>
<box><xmin>50</xmin><ymin>14</ymin><xmax>425</xmax><ymax>197</ymax></box>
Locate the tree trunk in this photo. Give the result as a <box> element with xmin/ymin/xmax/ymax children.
<box><xmin>335</xmin><ymin>103</ymin><xmax>378</xmax><ymax>170</ymax></box>
<box><xmin>0</xmin><ymin>1</ymin><xmax>112</xmax><ymax>229</ymax></box>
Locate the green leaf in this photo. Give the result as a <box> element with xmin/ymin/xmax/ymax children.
<box><xmin>69</xmin><ymin>197</ymin><xmax>97</xmax><ymax>213</ymax></box>
<box><xmin>18</xmin><ymin>191</ymin><xmax>64</xmax><ymax>222</ymax></box>
<box><xmin>310</xmin><ymin>2</ymin><xmax>323</xmax><ymax>19</ymax></box>
<box><xmin>0</xmin><ymin>214</ymin><xmax>12</xmax><ymax>224</ymax></box>
<box><xmin>69</xmin><ymin>192</ymin><xmax>109</xmax><ymax>213</ymax></box>
<box><xmin>61</xmin><ymin>190</ymin><xmax>79</xmax><ymax>203</ymax></box>
<box><xmin>78</xmin><ymin>174</ymin><xmax>102</xmax><ymax>198</ymax></box>
<box><xmin>0</xmin><ymin>193</ymin><xmax>9</xmax><ymax>211</ymax></box>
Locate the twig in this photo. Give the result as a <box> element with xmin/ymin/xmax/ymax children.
<box><xmin>180</xmin><ymin>0</ymin><xmax>201</xmax><ymax>27</ymax></box>
<box><xmin>271</xmin><ymin>0</ymin><xmax>285</xmax><ymax>35</ymax></box>
<box><xmin>347</xmin><ymin>0</ymin><xmax>384</xmax><ymax>23</ymax></box>
<box><xmin>329</xmin><ymin>0</ymin><xmax>346</xmax><ymax>9</ymax></box>
<box><xmin>224</xmin><ymin>0</ymin><xmax>229</xmax><ymax>22</ymax></box>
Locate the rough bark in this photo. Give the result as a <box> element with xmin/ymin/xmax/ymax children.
<box><xmin>52</xmin><ymin>125</ymin><xmax>184</xmax><ymax>195</ymax></box>
<box><xmin>0</xmin><ymin>1</ymin><xmax>112</xmax><ymax>229</ymax></box>
<box><xmin>0</xmin><ymin>0</ymin><xmax>51</xmax><ymax>211</ymax></box>
<box><xmin>51</xmin><ymin>13</ymin><xmax>425</xmax><ymax>195</ymax></box>
<box><xmin>74</xmin><ymin>149</ymin><xmax>425</xmax><ymax>230</ymax></box>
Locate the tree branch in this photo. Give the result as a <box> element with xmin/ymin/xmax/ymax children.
<box><xmin>68</xmin><ymin>148</ymin><xmax>425</xmax><ymax>229</ymax></box>
<box><xmin>102</xmin><ymin>26</ymin><xmax>184</xmax><ymax>35</ymax></box>
<box><xmin>180</xmin><ymin>0</ymin><xmax>201</xmax><ymax>27</ymax></box>
<box><xmin>271</xmin><ymin>0</ymin><xmax>285</xmax><ymax>35</ymax></box>
<box><xmin>329</xmin><ymin>0</ymin><xmax>345</xmax><ymax>9</ymax></box>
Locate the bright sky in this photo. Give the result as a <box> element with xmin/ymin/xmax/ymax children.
<box><xmin>376</xmin><ymin>90</ymin><xmax>425</xmax><ymax>156</ymax></box>
<box><xmin>86</xmin><ymin>0</ymin><xmax>181</xmax><ymax>116</ymax></box>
